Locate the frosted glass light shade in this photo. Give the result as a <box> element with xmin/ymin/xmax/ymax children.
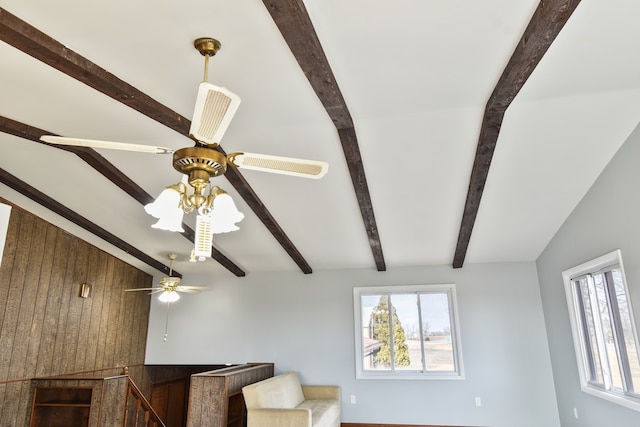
<box><xmin>145</xmin><ymin>188</ymin><xmax>180</xmax><ymax>217</ymax></box>
<box><xmin>150</xmin><ymin>210</ymin><xmax>184</xmax><ymax>232</ymax></box>
<box><xmin>145</xmin><ymin>187</ymin><xmax>185</xmax><ymax>232</ymax></box>
<box><xmin>158</xmin><ymin>291</ymin><xmax>180</xmax><ymax>303</ymax></box>
<box><xmin>210</xmin><ymin>193</ymin><xmax>244</xmax><ymax>234</ymax></box>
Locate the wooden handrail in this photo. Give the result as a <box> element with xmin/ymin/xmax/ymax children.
<box><xmin>125</xmin><ymin>376</ymin><xmax>166</xmax><ymax>427</ymax></box>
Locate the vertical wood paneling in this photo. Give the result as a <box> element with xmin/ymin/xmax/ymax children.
<box><xmin>9</xmin><ymin>211</ymin><xmax>48</xmax><ymax>377</ymax></box>
<box><xmin>0</xmin><ymin>206</ymin><xmax>19</xmax><ymax>333</ymax></box>
<box><xmin>74</xmin><ymin>244</ymin><xmax>98</xmax><ymax>372</ymax></box>
<box><xmin>99</xmin><ymin>376</ymin><xmax>128</xmax><ymax>426</ymax></box>
<box><xmin>83</xmin><ymin>247</ymin><xmax>109</xmax><ymax>371</ymax></box>
<box><xmin>35</xmin><ymin>229</ymin><xmax>72</xmax><ymax>376</ymax></box>
<box><xmin>51</xmin><ymin>238</ymin><xmax>78</xmax><ymax>374</ymax></box>
<box><xmin>134</xmin><ymin>268</ymin><xmax>150</xmax><ymax>361</ymax></box>
<box><xmin>18</xmin><ymin>218</ymin><xmax>57</xmax><ymax>425</ymax></box>
<box><xmin>94</xmin><ymin>255</ymin><xmax>116</xmax><ymax>369</ymax></box>
<box><xmin>16</xmin><ymin>381</ymin><xmax>31</xmax><ymax>427</ymax></box>
<box><xmin>0</xmin><ymin>208</ymin><xmax>33</xmax><ymax>415</ymax></box>
<box><xmin>60</xmin><ymin>239</ymin><xmax>88</xmax><ymax>373</ymax></box>
<box><xmin>24</xmin><ymin>223</ymin><xmax>59</xmax><ymax>375</ymax></box>
<box><xmin>0</xmin><ymin>209</ymin><xmax>34</xmax><ymax>381</ymax></box>
<box><xmin>0</xmin><ymin>201</ymin><xmax>152</xmax><ymax>426</ymax></box>
<box><xmin>109</xmin><ymin>259</ymin><xmax>126</xmax><ymax>367</ymax></box>
<box><xmin>2</xmin><ymin>212</ymin><xmax>48</xmax><ymax>420</ymax></box>
<box><xmin>76</xmin><ymin>244</ymin><xmax>96</xmax><ymax>371</ymax></box>
<box><xmin>121</xmin><ymin>264</ymin><xmax>139</xmax><ymax>365</ymax></box>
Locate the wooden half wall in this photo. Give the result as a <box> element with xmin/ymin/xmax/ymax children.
<box><xmin>0</xmin><ymin>199</ymin><xmax>152</xmax><ymax>426</ymax></box>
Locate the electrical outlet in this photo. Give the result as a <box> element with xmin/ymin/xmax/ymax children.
<box><xmin>350</xmin><ymin>395</ymin><xmax>357</xmax><ymax>404</ymax></box>
<box><xmin>475</xmin><ymin>397</ymin><xmax>482</xmax><ymax>407</ymax></box>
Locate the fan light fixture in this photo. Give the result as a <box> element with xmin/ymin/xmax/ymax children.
<box><xmin>144</xmin><ymin>37</ymin><xmax>245</xmax><ymax>259</ymax></box>
<box><xmin>124</xmin><ymin>253</ymin><xmax>209</xmax><ymax>301</ymax></box>
<box><xmin>158</xmin><ymin>289</ymin><xmax>180</xmax><ymax>302</ymax></box>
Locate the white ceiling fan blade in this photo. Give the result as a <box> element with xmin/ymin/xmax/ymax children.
<box><xmin>177</xmin><ymin>285</ymin><xmax>209</xmax><ymax>290</ymax></box>
<box><xmin>227</xmin><ymin>152</ymin><xmax>328</xmax><ymax>179</ymax></box>
<box><xmin>175</xmin><ymin>287</ymin><xmax>202</xmax><ymax>294</ymax></box>
<box><xmin>40</xmin><ymin>135</ymin><xmax>174</xmax><ymax>154</ymax></box>
<box><xmin>189</xmin><ymin>82</ymin><xmax>241</xmax><ymax>146</ymax></box>
<box><xmin>124</xmin><ymin>287</ymin><xmax>162</xmax><ymax>292</ymax></box>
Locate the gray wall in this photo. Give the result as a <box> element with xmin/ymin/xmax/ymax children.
<box><xmin>536</xmin><ymin>123</ymin><xmax>640</xmax><ymax>426</ymax></box>
<box><xmin>146</xmin><ymin>262</ymin><xmax>559</xmax><ymax>427</ymax></box>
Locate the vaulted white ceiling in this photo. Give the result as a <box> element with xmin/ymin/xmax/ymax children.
<box><xmin>1</xmin><ymin>0</ymin><xmax>639</xmax><ymax>281</ymax></box>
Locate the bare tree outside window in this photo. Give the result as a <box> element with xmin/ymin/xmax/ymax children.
<box><xmin>563</xmin><ymin>250</ymin><xmax>640</xmax><ymax>411</ymax></box>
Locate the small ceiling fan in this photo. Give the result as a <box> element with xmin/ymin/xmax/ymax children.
<box><xmin>124</xmin><ymin>253</ymin><xmax>207</xmax><ymax>301</ymax></box>
<box><xmin>40</xmin><ymin>36</ymin><xmax>329</xmax><ymax>188</ymax></box>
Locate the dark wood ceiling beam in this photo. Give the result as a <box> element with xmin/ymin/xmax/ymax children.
<box><xmin>0</xmin><ymin>115</ymin><xmax>245</xmax><ymax>277</ymax></box>
<box><xmin>0</xmin><ymin>7</ymin><xmax>307</xmax><ymax>274</ymax></box>
<box><xmin>452</xmin><ymin>0</ymin><xmax>582</xmax><ymax>268</ymax></box>
<box><xmin>215</xmin><ymin>147</ymin><xmax>313</xmax><ymax>273</ymax></box>
<box><xmin>0</xmin><ymin>8</ymin><xmax>190</xmax><ymax>136</ymax></box>
<box><xmin>262</xmin><ymin>0</ymin><xmax>386</xmax><ymax>271</ymax></box>
<box><xmin>0</xmin><ymin>167</ymin><xmax>180</xmax><ymax>277</ymax></box>
<box><xmin>337</xmin><ymin>127</ymin><xmax>384</xmax><ymax>264</ymax></box>
<box><xmin>0</xmin><ymin>116</ymin><xmax>155</xmax><ymax>204</ymax></box>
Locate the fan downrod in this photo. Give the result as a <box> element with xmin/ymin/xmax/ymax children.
<box><xmin>194</xmin><ymin>37</ymin><xmax>221</xmax><ymax>57</ymax></box>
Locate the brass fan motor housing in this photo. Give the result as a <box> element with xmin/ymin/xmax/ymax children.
<box><xmin>172</xmin><ymin>146</ymin><xmax>227</xmax><ymax>179</ymax></box>
<box><xmin>159</xmin><ymin>276</ymin><xmax>181</xmax><ymax>292</ymax></box>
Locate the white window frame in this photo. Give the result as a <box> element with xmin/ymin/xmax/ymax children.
<box><xmin>562</xmin><ymin>250</ymin><xmax>640</xmax><ymax>412</ymax></box>
<box><xmin>353</xmin><ymin>284</ymin><xmax>464</xmax><ymax>380</ymax></box>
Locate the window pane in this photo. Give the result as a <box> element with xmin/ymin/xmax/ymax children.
<box><xmin>576</xmin><ymin>278</ymin><xmax>604</xmax><ymax>385</ymax></box>
<box><xmin>361</xmin><ymin>294</ymin><xmax>388</xmax><ymax>371</ymax></box>
<box><xmin>593</xmin><ymin>273</ymin><xmax>624</xmax><ymax>390</ymax></box>
<box><xmin>611</xmin><ymin>268</ymin><xmax>640</xmax><ymax>393</ymax></box>
<box><xmin>354</xmin><ymin>284</ymin><xmax>463</xmax><ymax>380</ymax></box>
<box><xmin>389</xmin><ymin>294</ymin><xmax>419</xmax><ymax>371</ymax></box>
<box><xmin>420</xmin><ymin>293</ymin><xmax>455</xmax><ymax>371</ymax></box>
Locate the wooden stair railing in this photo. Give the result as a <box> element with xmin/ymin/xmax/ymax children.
<box><xmin>124</xmin><ymin>376</ymin><xmax>167</xmax><ymax>427</ymax></box>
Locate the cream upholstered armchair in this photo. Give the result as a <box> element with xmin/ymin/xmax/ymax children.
<box><xmin>241</xmin><ymin>372</ymin><xmax>340</xmax><ymax>427</ymax></box>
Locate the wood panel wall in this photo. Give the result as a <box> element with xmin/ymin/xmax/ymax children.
<box><xmin>0</xmin><ymin>201</ymin><xmax>152</xmax><ymax>425</ymax></box>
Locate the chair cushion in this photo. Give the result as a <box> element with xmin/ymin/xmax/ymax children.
<box><xmin>243</xmin><ymin>372</ymin><xmax>305</xmax><ymax>409</ymax></box>
<box><xmin>296</xmin><ymin>399</ymin><xmax>340</xmax><ymax>427</ymax></box>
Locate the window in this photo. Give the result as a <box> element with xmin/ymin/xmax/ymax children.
<box><xmin>563</xmin><ymin>250</ymin><xmax>640</xmax><ymax>411</ymax></box>
<box><xmin>353</xmin><ymin>284</ymin><xmax>463</xmax><ymax>379</ymax></box>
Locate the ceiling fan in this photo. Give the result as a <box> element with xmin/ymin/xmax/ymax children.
<box><xmin>39</xmin><ymin>37</ymin><xmax>328</xmax><ymax>259</ymax></box>
<box><xmin>124</xmin><ymin>253</ymin><xmax>207</xmax><ymax>302</ymax></box>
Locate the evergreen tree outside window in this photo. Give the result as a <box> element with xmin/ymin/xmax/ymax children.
<box><xmin>370</xmin><ymin>295</ymin><xmax>411</xmax><ymax>368</ymax></box>
<box><xmin>354</xmin><ymin>284</ymin><xmax>464</xmax><ymax>380</ymax></box>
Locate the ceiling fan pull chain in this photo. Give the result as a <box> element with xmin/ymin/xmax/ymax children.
<box><xmin>163</xmin><ymin>301</ymin><xmax>171</xmax><ymax>342</ymax></box>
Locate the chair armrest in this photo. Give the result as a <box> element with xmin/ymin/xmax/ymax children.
<box><xmin>301</xmin><ymin>385</ymin><xmax>340</xmax><ymax>400</ymax></box>
<box><xmin>247</xmin><ymin>408</ymin><xmax>312</xmax><ymax>427</ymax></box>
